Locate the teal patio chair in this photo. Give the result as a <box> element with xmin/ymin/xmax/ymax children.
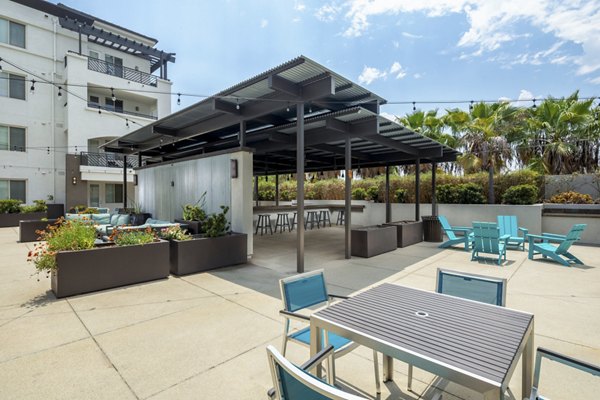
<box><xmin>527</xmin><ymin>224</ymin><xmax>587</xmax><ymax>267</ymax></box>
<box><xmin>471</xmin><ymin>221</ymin><xmax>510</xmax><ymax>265</ymax></box>
<box><xmin>279</xmin><ymin>270</ymin><xmax>380</xmax><ymax>392</ymax></box>
<box><xmin>438</xmin><ymin>215</ymin><xmax>474</xmax><ymax>251</ymax></box>
<box><xmin>266</xmin><ymin>345</ymin><xmax>367</xmax><ymax>400</ymax></box>
<box><xmin>497</xmin><ymin>215</ymin><xmax>528</xmax><ymax>251</ymax></box>
<box><xmin>530</xmin><ymin>347</ymin><xmax>600</xmax><ymax>399</ymax></box>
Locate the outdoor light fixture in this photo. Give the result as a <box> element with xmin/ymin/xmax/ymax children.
<box><xmin>412</xmin><ymin>101</ymin><xmax>416</xmax><ymax>111</ymax></box>
<box><xmin>236</xmin><ymin>98</ymin><xmax>240</xmax><ymax>110</ymax></box>
<box><xmin>177</xmin><ymin>93</ymin><xmax>181</xmax><ymax>105</ymax></box>
<box><xmin>58</xmin><ymin>86</ymin><xmax>62</xmax><ymax>97</ymax></box>
<box><xmin>30</xmin><ymin>80</ymin><xmax>35</xmax><ymax>92</ymax></box>
<box><xmin>171</xmin><ymin>181</ymin><xmax>175</xmax><ymax>187</ymax></box>
<box><xmin>532</xmin><ymin>98</ymin><xmax>537</xmax><ymax>109</ymax></box>
<box><xmin>111</xmin><ymin>87</ymin><xmax>116</xmax><ymax>101</ymax></box>
<box><xmin>230</xmin><ymin>159</ymin><xmax>238</xmax><ymax>178</ymax></box>
<box><xmin>72</xmin><ymin>176</ymin><xmax>77</xmax><ymax>185</ymax></box>
<box><xmin>133</xmin><ymin>174</ymin><xmax>138</xmax><ymax>186</ymax></box>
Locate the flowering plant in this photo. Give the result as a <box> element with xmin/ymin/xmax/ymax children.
<box><xmin>110</xmin><ymin>227</ymin><xmax>156</xmax><ymax>246</ymax></box>
<box><xmin>159</xmin><ymin>225</ymin><xmax>191</xmax><ymax>241</ymax></box>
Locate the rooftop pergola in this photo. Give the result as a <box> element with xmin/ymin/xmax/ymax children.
<box><xmin>105</xmin><ymin>56</ymin><xmax>459</xmax><ymax>272</ymax></box>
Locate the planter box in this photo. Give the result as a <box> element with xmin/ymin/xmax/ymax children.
<box><xmin>169</xmin><ymin>232</ymin><xmax>248</xmax><ymax>275</ymax></box>
<box><xmin>351</xmin><ymin>225</ymin><xmax>397</xmax><ymax>258</ymax></box>
<box><xmin>174</xmin><ymin>219</ymin><xmax>203</xmax><ymax>234</ymax></box>
<box><xmin>51</xmin><ymin>240</ymin><xmax>169</xmax><ymax>298</ymax></box>
<box><xmin>383</xmin><ymin>220</ymin><xmax>423</xmax><ymax>247</ymax></box>
<box><xmin>19</xmin><ymin>219</ymin><xmax>59</xmax><ymax>242</ymax></box>
<box><xmin>46</xmin><ymin>204</ymin><xmax>65</xmax><ymax>219</ymax></box>
<box><xmin>130</xmin><ymin>213</ymin><xmax>152</xmax><ymax>225</ymax></box>
<box><xmin>0</xmin><ymin>212</ymin><xmax>47</xmax><ymax>228</ymax></box>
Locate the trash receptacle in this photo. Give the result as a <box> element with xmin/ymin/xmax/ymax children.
<box><xmin>422</xmin><ymin>215</ymin><xmax>443</xmax><ymax>242</ymax></box>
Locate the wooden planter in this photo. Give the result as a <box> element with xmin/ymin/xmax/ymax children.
<box><xmin>51</xmin><ymin>240</ymin><xmax>169</xmax><ymax>298</ymax></box>
<box><xmin>19</xmin><ymin>219</ymin><xmax>59</xmax><ymax>242</ymax></box>
<box><xmin>174</xmin><ymin>219</ymin><xmax>203</xmax><ymax>234</ymax></box>
<box><xmin>169</xmin><ymin>232</ymin><xmax>248</xmax><ymax>276</ymax></box>
<box><xmin>351</xmin><ymin>225</ymin><xmax>397</xmax><ymax>258</ymax></box>
<box><xmin>0</xmin><ymin>212</ymin><xmax>47</xmax><ymax>228</ymax></box>
<box><xmin>383</xmin><ymin>220</ymin><xmax>423</xmax><ymax>247</ymax></box>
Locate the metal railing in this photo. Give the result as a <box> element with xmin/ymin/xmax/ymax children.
<box><xmin>79</xmin><ymin>152</ymin><xmax>140</xmax><ymax>168</ymax></box>
<box><xmin>87</xmin><ymin>57</ymin><xmax>158</xmax><ymax>87</ymax></box>
<box><xmin>87</xmin><ymin>102</ymin><xmax>158</xmax><ymax>120</ymax></box>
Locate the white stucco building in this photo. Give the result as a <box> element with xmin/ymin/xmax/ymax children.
<box><xmin>0</xmin><ymin>0</ymin><xmax>174</xmax><ymax>210</ymax></box>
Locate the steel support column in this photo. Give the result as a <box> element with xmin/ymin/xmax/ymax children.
<box><xmin>431</xmin><ymin>162</ymin><xmax>438</xmax><ymax>216</ymax></box>
<box><xmin>297</xmin><ymin>104</ymin><xmax>305</xmax><ymax>273</ymax></box>
<box><xmin>345</xmin><ymin>138</ymin><xmax>352</xmax><ymax>259</ymax></box>
<box><xmin>385</xmin><ymin>165</ymin><xmax>391</xmax><ymax>223</ymax></box>
<box><xmin>239</xmin><ymin>120</ymin><xmax>246</xmax><ymax>147</ymax></box>
<box><xmin>123</xmin><ymin>155</ymin><xmax>128</xmax><ymax>209</ymax></box>
<box><xmin>275</xmin><ymin>174</ymin><xmax>279</xmax><ymax>207</ymax></box>
<box><xmin>254</xmin><ymin>176</ymin><xmax>259</xmax><ymax>207</ymax></box>
<box><xmin>415</xmin><ymin>158</ymin><xmax>420</xmax><ymax>221</ymax></box>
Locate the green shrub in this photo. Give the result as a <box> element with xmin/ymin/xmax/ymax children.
<box><xmin>159</xmin><ymin>225</ymin><xmax>191</xmax><ymax>241</ymax></box>
<box><xmin>352</xmin><ymin>187</ymin><xmax>367</xmax><ymax>200</ymax></box>
<box><xmin>0</xmin><ymin>199</ymin><xmax>22</xmax><ymax>213</ymax></box>
<box><xmin>436</xmin><ymin>184</ymin><xmax>461</xmax><ymax>204</ymax></box>
<box><xmin>437</xmin><ymin>183</ymin><xmax>485</xmax><ymax>204</ymax></box>
<box><xmin>366</xmin><ymin>186</ymin><xmax>379</xmax><ymax>202</ymax></box>
<box><xmin>395</xmin><ymin>188</ymin><xmax>407</xmax><ymax>203</ymax></box>
<box><xmin>502</xmin><ymin>184</ymin><xmax>539</xmax><ymax>205</ymax></box>
<box><xmin>20</xmin><ymin>199</ymin><xmax>47</xmax><ymax>213</ymax></box>
<box><xmin>549</xmin><ymin>191</ymin><xmax>593</xmax><ymax>204</ymax></box>
<box><xmin>182</xmin><ymin>193</ymin><xmax>207</xmax><ymax>222</ymax></box>
<box><xmin>113</xmin><ymin>229</ymin><xmax>156</xmax><ymax>246</ymax></box>
<box><xmin>205</xmin><ymin>205</ymin><xmax>230</xmax><ymax>237</ymax></box>
<box><xmin>258</xmin><ymin>180</ymin><xmax>276</xmax><ymax>201</ymax></box>
<box><xmin>279</xmin><ymin>181</ymin><xmax>297</xmax><ymax>201</ymax></box>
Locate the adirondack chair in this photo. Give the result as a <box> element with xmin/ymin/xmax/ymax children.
<box><xmin>438</xmin><ymin>215</ymin><xmax>474</xmax><ymax>251</ymax></box>
<box><xmin>527</xmin><ymin>224</ymin><xmax>587</xmax><ymax>266</ymax></box>
<box><xmin>497</xmin><ymin>215</ymin><xmax>528</xmax><ymax>251</ymax></box>
<box><xmin>471</xmin><ymin>222</ymin><xmax>510</xmax><ymax>265</ymax></box>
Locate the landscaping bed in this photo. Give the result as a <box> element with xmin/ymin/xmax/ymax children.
<box><xmin>351</xmin><ymin>225</ymin><xmax>397</xmax><ymax>258</ymax></box>
<box><xmin>0</xmin><ymin>212</ymin><xmax>47</xmax><ymax>228</ymax></box>
<box><xmin>383</xmin><ymin>220</ymin><xmax>423</xmax><ymax>247</ymax></box>
<box><xmin>19</xmin><ymin>219</ymin><xmax>58</xmax><ymax>242</ymax></box>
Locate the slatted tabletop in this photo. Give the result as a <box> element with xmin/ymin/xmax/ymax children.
<box><xmin>312</xmin><ymin>283</ymin><xmax>533</xmax><ymax>391</ymax></box>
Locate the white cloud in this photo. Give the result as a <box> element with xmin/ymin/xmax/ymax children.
<box><xmin>498</xmin><ymin>96</ymin><xmax>511</xmax><ymax>103</ymax></box>
<box><xmin>292</xmin><ymin>17</ymin><xmax>301</xmax><ymax>23</ymax></box>
<box><xmin>401</xmin><ymin>31</ymin><xmax>423</xmax><ymax>39</ymax></box>
<box><xmin>315</xmin><ymin>4</ymin><xmax>340</xmax><ymax>22</ymax></box>
<box><xmin>260</xmin><ymin>19</ymin><xmax>269</xmax><ymax>28</ymax></box>
<box><xmin>392</xmin><ymin>40</ymin><xmax>400</xmax><ymax>48</ymax></box>
<box><xmin>390</xmin><ymin>61</ymin><xmax>407</xmax><ymax>79</ymax></box>
<box><xmin>589</xmin><ymin>76</ymin><xmax>600</xmax><ymax>85</ymax></box>
<box><xmin>294</xmin><ymin>2</ymin><xmax>306</xmax><ymax>12</ymax></box>
<box><xmin>413</xmin><ymin>73</ymin><xmax>423</xmax><ymax>79</ymax></box>
<box><xmin>358</xmin><ymin>66</ymin><xmax>387</xmax><ymax>85</ymax></box>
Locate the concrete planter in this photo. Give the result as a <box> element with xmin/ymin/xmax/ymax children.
<box><xmin>46</xmin><ymin>204</ymin><xmax>65</xmax><ymax>219</ymax></box>
<box><xmin>174</xmin><ymin>219</ymin><xmax>203</xmax><ymax>234</ymax></box>
<box><xmin>351</xmin><ymin>225</ymin><xmax>397</xmax><ymax>258</ymax></box>
<box><xmin>19</xmin><ymin>219</ymin><xmax>59</xmax><ymax>242</ymax></box>
<box><xmin>383</xmin><ymin>220</ymin><xmax>423</xmax><ymax>247</ymax></box>
<box><xmin>51</xmin><ymin>240</ymin><xmax>169</xmax><ymax>298</ymax></box>
<box><xmin>169</xmin><ymin>232</ymin><xmax>247</xmax><ymax>276</ymax></box>
<box><xmin>0</xmin><ymin>212</ymin><xmax>47</xmax><ymax>228</ymax></box>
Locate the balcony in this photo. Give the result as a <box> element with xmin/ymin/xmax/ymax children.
<box><xmin>79</xmin><ymin>152</ymin><xmax>140</xmax><ymax>168</ymax></box>
<box><xmin>87</xmin><ymin>102</ymin><xmax>158</xmax><ymax>120</ymax></box>
<box><xmin>87</xmin><ymin>57</ymin><xmax>158</xmax><ymax>87</ymax></box>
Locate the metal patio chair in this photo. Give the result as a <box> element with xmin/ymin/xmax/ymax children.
<box><xmin>279</xmin><ymin>270</ymin><xmax>380</xmax><ymax>392</ymax></box>
<box><xmin>266</xmin><ymin>345</ymin><xmax>367</xmax><ymax>400</ymax></box>
<box><xmin>438</xmin><ymin>215</ymin><xmax>474</xmax><ymax>251</ymax></box>
<box><xmin>530</xmin><ymin>347</ymin><xmax>600</xmax><ymax>399</ymax></box>
<box><xmin>497</xmin><ymin>215</ymin><xmax>528</xmax><ymax>251</ymax></box>
<box><xmin>471</xmin><ymin>221</ymin><xmax>510</xmax><ymax>265</ymax></box>
<box><xmin>527</xmin><ymin>224</ymin><xmax>587</xmax><ymax>267</ymax></box>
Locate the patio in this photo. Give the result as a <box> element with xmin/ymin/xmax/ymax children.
<box><xmin>0</xmin><ymin>225</ymin><xmax>598</xmax><ymax>399</ymax></box>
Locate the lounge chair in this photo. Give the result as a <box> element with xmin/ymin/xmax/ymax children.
<box><xmin>497</xmin><ymin>215</ymin><xmax>528</xmax><ymax>251</ymax></box>
<box><xmin>438</xmin><ymin>215</ymin><xmax>474</xmax><ymax>251</ymax></box>
<box><xmin>527</xmin><ymin>224</ymin><xmax>587</xmax><ymax>266</ymax></box>
<box><xmin>471</xmin><ymin>221</ymin><xmax>510</xmax><ymax>265</ymax></box>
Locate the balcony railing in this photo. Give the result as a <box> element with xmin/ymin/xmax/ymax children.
<box><xmin>87</xmin><ymin>102</ymin><xmax>158</xmax><ymax>120</ymax></box>
<box><xmin>79</xmin><ymin>152</ymin><xmax>140</xmax><ymax>168</ymax></box>
<box><xmin>87</xmin><ymin>57</ymin><xmax>158</xmax><ymax>87</ymax></box>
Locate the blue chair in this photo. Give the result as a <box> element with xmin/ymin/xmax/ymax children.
<box><xmin>279</xmin><ymin>270</ymin><xmax>379</xmax><ymax>392</ymax></box>
<box><xmin>438</xmin><ymin>215</ymin><xmax>474</xmax><ymax>251</ymax></box>
<box><xmin>527</xmin><ymin>224</ymin><xmax>587</xmax><ymax>267</ymax></box>
<box><xmin>266</xmin><ymin>345</ymin><xmax>367</xmax><ymax>400</ymax></box>
<box><xmin>530</xmin><ymin>347</ymin><xmax>600</xmax><ymax>399</ymax></box>
<box><xmin>471</xmin><ymin>221</ymin><xmax>510</xmax><ymax>265</ymax></box>
<box><xmin>497</xmin><ymin>215</ymin><xmax>528</xmax><ymax>251</ymax></box>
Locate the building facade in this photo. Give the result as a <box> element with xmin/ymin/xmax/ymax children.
<box><xmin>0</xmin><ymin>0</ymin><xmax>174</xmax><ymax>210</ymax></box>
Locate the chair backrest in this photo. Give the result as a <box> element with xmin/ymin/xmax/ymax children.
<box><xmin>472</xmin><ymin>221</ymin><xmax>502</xmax><ymax>254</ymax></box>
<box><xmin>555</xmin><ymin>224</ymin><xmax>587</xmax><ymax>255</ymax></box>
<box><xmin>436</xmin><ymin>268</ymin><xmax>507</xmax><ymax>306</ymax></box>
<box><xmin>266</xmin><ymin>345</ymin><xmax>366</xmax><ymax>400</ymax></box>
<box><xmin>438</xmin><ymin>215</ymin><xmax>457</xmax><ymax>240</ymax></box>
<box><xmin>531</xmin><ymin>347</ymin><xmax>600</xmax><ymax>399</ymax></box>
<box><xmin>280</xmin><ymin>270</ymin><xmax>328</xmax><ymax>312</ymax></box>
<box><xmin>497</xmin><ymin>215</ymin><xmax>518</xmax><ymax>237</ymax></box>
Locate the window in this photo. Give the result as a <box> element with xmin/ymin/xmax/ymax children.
<box><xmin>104</xmin><ymin>54</ymin><xmax>123</xmax><ymax>77</ymax></box>
<box><xmin>105</xmin><ymin>183</ymin><xmax>123</xmax><ymax>203</ymax></box>
<box><xmin>105</xmin><ymin>97</ymin><xmax>123</xmax><ymax>113</ymax></box>
<box><xmin>0</xmin><ymin>179</ymin><xmax>26</xmax><ymax>202</ymax></box>
<box><xmin>0</xmin><ymin>125</ymin><xmax>25</xmax><ymax>152</ymax></box>
<box><xmin>89</xmin><ymin>95</ymin><xmax>100</xmax><ymax>106</ymax></box>
<box><xmin>0</xmin><ymin>18</ymin><xmax>25</xmax><ymax>48</ymax></box>
<box><xmin>89</xmin><ymin>50</ymin><xmax>99</xmax><ymax>59</ymax></box>
<box><xmin>0</xmin><ymin>72</ymin><xmax>26</xmax><ymax>100</ymax></box>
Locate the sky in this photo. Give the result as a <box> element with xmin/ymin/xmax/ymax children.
<box><xmin>55</xmin><ymin>0</ymin><xmax>600</xmax><ymax>120</ymax></box>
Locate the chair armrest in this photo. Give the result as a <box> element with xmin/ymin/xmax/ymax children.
<box><xmin>279</xmin><ymin>310</ymin><xmax>310</xmax><ymax>322</ymax></box>
<box><xmin>528</xmin><ymin>233</ymin><xmax>565</xmax><ymax>243</ymax></box>
<box><xmin>542</xmin><ymin>232</ymin><xmax>567</xmax><ymax>240</ymax></box>
<box><xmin>500</xmin><ymin>234</ymin><xmax>510</xmax><ymax>242</ymax></box>
<box><xmin>447</xmin><ymin>227</ymin><xmax>472</xmax><ymax>232</ymax></box>
<box><xmin>518</xmin><ymin>227</ymin><xmax>528</xmax><ymax>234</ymax></box>
<box><xmin>536</xmin><ymin>347</ymin><xmax>600</xmax><ymax>376</ymax></box>
<box><xmin>328</xmin><ymin>294</ymin><xmax>349</xmax><ymax>300</ymax></box>
<box><xmin>299</xmin><ymin>344</ymin><xmax>335</xmax><ymax>371</ymax></box>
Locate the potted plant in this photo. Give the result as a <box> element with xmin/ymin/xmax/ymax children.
<box><xmin>166</xmin><ymin>206</ymin><xmax>247</xmax><ymax>276</ymax></box>
<box><xmin>174</xmin><ymin>192</ymin><xmax>207</xmax><ymax>234</ymax></box>
<box><xmin>129</xmin><ymin>200</ymin><xmax>151</xmax><ymax>226</ymax></box>
<box><xmin>28</xmin><ymin>220</ymin><xmax>169</xmax><ymax>298</ymax></box>
<box><xmin>0</xmin><ymin>199</ymin><xmax>48</xmax><ymax>228</ymax></box>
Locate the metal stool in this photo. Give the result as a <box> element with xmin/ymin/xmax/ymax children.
<box><xmin>305</xmin><ymin>211</ymin><xmax>320</xmax><ymax>230</ymax></box>
<box><xmin>319</xmin><ymin>210</ymin><xmax>331</xmax><ymax>227</ymax></box>
<box><xmin>336</xmin><ymin>210</ymin><xmax>345</xmax><ymax>225</ymax></box>
<box><xmin>290</xmin><ymin>212</ymin><xmax>297</xmax><ymax>231</ymax></box>
<box><xmin>255</xmin><ymin>214</ymin><xmax>273</xmax><ymax>235</ymax></box>
<box><xmin>274</xmin><ymin>213</ymin><xmax>291</xmax><ymax>233</ymax></box>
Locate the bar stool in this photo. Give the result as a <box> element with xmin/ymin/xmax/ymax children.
<box><xmin>274</xmin><ymin>213</ymin><xmax>291</xmax><ymax>233</ymax></box>
<box><xmin>290</xmin><ymin>212</ymin><xmax>297</xmax><ymax>231</ymax></box>
<box><xmin>336</xmin><ymin>210</ymin><xmax>345</xmax><ymax>225</ymax></box>
<box><xmin>305</xmin><ymin>211</ymin><xmax>320</xmax><ymax>230</ymax></box>
<box><xmin>255</xmin><ymin>214</ymin><xmax>273</xmax><ymax>235</ymax></box>
<box><xmin>319</xmin><ymin>210</ymin><xmax>332</xmax><ymax>227</ymax></box>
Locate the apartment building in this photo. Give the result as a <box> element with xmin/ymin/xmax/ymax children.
<box><xmin>0</xmin><ymin>0</ymin><xmax>174</xmax><ymax>210</ymax></box>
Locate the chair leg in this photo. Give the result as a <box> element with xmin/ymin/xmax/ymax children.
<box><xmin>281</xmin><ymin>319</ymin><xmax>290</xmax><ymax>356</ymax></box>
<box><xmin>373</xmin><ymin>351</ymin><xmax>381</xmax><ymax>394</ymax></box>
<box><xmin>408</xmin><ymin>364</ymin><xmax>413</xmax><ymax>391</ymax></box>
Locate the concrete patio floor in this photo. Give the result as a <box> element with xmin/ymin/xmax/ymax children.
<box><xmin>0</xmin><ymin>225</ymin><xmax>599</xmax><ymax>399</ymax></box>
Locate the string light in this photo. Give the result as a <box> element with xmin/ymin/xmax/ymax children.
<box><xmin>111</xmin><ymin>87</ymin><xmax>116</xmax><ymax>102</ymax></box>
<box><xmin>30</xmin><ymin>79</ymin><xmax>35</xmax><ymax>92</ymax></box>
<box><xmin>47</xmin><ymin>146</ymin><xmax>50</xmax><ymax>155</ymax></box>
<box><xmin>57</xmin><ymin>86</ymin><xmax>62</xmax><ymax>97</ymax></box>
<box><xmin>126</xmin><ymin>118</ymin><xmax>129</xmax><ymax>127</ymax></box>
<box><xmin>177</xmin><ymin>93</ymin><xmax>181</xmax><ymax>105</ymax></box>
<box><xmin>308</xmin><ymin>102</ymin><xmax>312</xmax><ymax>113</ymax></box>
<box><xmin>98</xmin><ymin>105</ymin><xmax>102</xmax><ymax>114</ymax></box>
<box><xmin>286</xmin><ymin>102</ymin><xmax>290</xmax><ymax>112</ymax></box>
<box><xmin>532</xmin><ymin>98</ymin><xmax>537</xmax><ymax>109</ymax></box>
<box><xmin>412</xmin><ymin>101</ymin><xmax>416</xmax><ymax>111</ymax></box>
<box><xmin>469</xmin><ymin>100</ymin><xmax>474</xmax><ymax>111</ymax></box>
<box><xmin>236</xmin><ymin>98</ymin><xmax>240</xmax><ymax>110</ymax></box>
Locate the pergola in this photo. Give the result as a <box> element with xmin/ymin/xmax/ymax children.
<box><xmin>105</xmin><ymin>56</ymin><xmax>459</xmax><ymax>272</ymax></box>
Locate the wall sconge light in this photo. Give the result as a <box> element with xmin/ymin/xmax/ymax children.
<box><xmin>230</xmin><ymin>159</ymin><xmax>238</xmax><ymax>178</ymax></box>
<box><xmin>133</xmin><ymin>174</ymin><xmax>138</xmax><ymax>186</ymax></box>
<box><xmin>171</xmin><ymin>180</ymin><xmax>175</xmax><ymax>187</ymax></box>
<box><xmin>72</xmin><ymin>176</ymin><xmax>77</xmax><ymax>185</ymax></box>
